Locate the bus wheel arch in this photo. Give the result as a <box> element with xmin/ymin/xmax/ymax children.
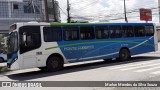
<box><xmin>46</xmin><ymin>53</ymin><xmax>64</xmax><ymax>72</ymax></box>
<box><xmin>118</xmin><ymin>47</ymin><xmax>131</xmax><ymax>61</ymax></box>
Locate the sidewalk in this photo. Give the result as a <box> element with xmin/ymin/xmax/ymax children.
<box><xmin>0</xmin><ymin>62</ymin><xmax>6</xmax><ymax>67</ymax></box>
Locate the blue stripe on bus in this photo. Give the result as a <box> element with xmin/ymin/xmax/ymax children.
<box><xmin>57</xmin><ymin>37</ymin><xmax>155</xmax><ymax>62</ymax></box>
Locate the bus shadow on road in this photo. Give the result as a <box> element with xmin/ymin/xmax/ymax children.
<box><xmin>7</xmin><ymin>56</ymin><xmax>160</xmax><ymax>81</ymax></box>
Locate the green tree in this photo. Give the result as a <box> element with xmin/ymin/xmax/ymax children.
<box><xmin>0</xmin><ymin>34</ymin><xmax>6</xmax><ymax>53</ymax></box>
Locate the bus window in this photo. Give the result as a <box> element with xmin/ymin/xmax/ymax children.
<box><xmin>145</xmin><ymin>26</ymin><xmax>154</xmax><ymax>36</ymax></box>
<box><xmin>26</xmin><ymin>33</ymin><xmax>41</xmax><ymax>46</ymax></box>
<box><xmin>63</xmin><ymin>27</ymin><xmax>79</xmax><ymax>41</ymax></box>
<box><xmin>43</xmin><ymin>27</ymin><xmax>62</xmax><ymax>42</ymax></box>
<box><xmin>109</xmin><ymin>26</ymin><xmax>122</xmax><ymax>38</ymax></box>
<box><xmin>134</xmin><ymin>26</ymin><xmax>145</xmax><ymax>37</ymax></box>
<box><xmin>80</xmin><ymin>27</ymin><xmax>95</xmax><ymax>40</ymax></box>
<box><xmin>19</xmin><ymin>26</ymin><xmax>41</xmax><ymax>54</ymax></box>
<box><xmin>96</xmin><ymin>26</ymin><xmax>109</xmax><ymax>39</ymax></box>
<box><xmin>122</xmin><ymin>26</ymin><xmax>134</xmax><ymax>37</ymax></box>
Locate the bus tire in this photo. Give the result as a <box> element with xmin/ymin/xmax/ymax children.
<box><xmin>46</xmin><ymin>56</ymin><xmax>64</xmax><ymax>72</ymax></box>
<box><xmin>119</xmin><ymin>48</ymin><xmax>130</xmax><ymax>61</ymax></box>
<box><xmin>38</xmin><ymin>67</ymin><xmax>47</xmax><ymax>71</ymax></box>
<box><xmin>0</xmin><ymin>58</ymin><xmax>4</xmax><ymax>63</ymax></box>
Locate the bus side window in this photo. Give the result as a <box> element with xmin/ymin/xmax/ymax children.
<box><xmin>80</xmin><ymin>27</ymin><xmax>95</xmax><ymax>40</ymax></box>
<box><xmin>63</xmin><ymin>27</ymin><xmax>79</xmax><ymax>41</ymax></box>
<box><xmin>109</xmin><ymin>26</ymin><xmax>122</xmax><ymax>38</ymax></box>
<box><xmin>21</xmin><ymin>33</ymin><xmax>39</xmax><ymax>47</ymax></box>
<box><xmin>122</xmin><ymin>26</ymin><xmax>134</xmax><ymax>37</ymax></box>
<box><xmin>19</xmin><ymin>35</ymin><xmax>25</xmax><ymax>46</ymax></box>
<box><xmin>145</xmin><ymin>26</ymin><xmax>154</xmax><ymax>36</ymax></box>
<box><xmin>96</xmin><ymin>26</ymin><xmax>109</xmax><ymax>39</ymax></box>
<box><xmin>43</xmin><ymin>27</ymin><xmax>62</xmax><ymax>42</ymax></box>
<box><xmin>134</xmin><ymin>26</ymin><xmax>145</xmax><ymax>37</ymax></box>
<box><xmin>19</xmin><ymin>26</ymin><xmax>41</xmax><ymax>54</ymax></box>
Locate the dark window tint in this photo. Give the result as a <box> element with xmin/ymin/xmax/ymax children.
<box><xmin>80</xmin><ymin>27</ymin><xmax>95</xmax><ymax>40</ymax></box>
<box><xmin>122</xmin><ymin>26</ymin><xmax>134</xmax><ymax>37</ymax></box>
<box><xmin>13</xmin><ymin>4</ymin><xmax>19</xmax><ymax>9</ymax></box>
<box><xmin>145</xmin><ymin>26</ymin><xmax>154</xmax><ymax>36</ymax></box>
<box><xmin>109</xmin><ymin>26</ymin><xmax>122</xmax><ymax>38</ymax></box>
<box><xmin>19</xmin><ymin>26</ymin><xmax>41</xmax><ymax>54</ymax></box>
<box><xmin>96</xmin><ymin>26</ymin><xmax>109</xmax><ymax>39</ymax></box>
<box><xmin>64</xmin><ymin>27</ymin><xmax>79</xmax><ymax>41</ymax></box>
<box><xmin>43</xmin><ymin>27</ymin><xmax>62</xmax><ymax>42</ymax></box>
<box><xmin>134</xmin><ymin>26</ymin><xmax>145</xmax><ymax>37</ymax></box>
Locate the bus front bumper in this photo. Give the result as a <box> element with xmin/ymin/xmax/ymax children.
<box><xmin>7</xmin><ymin>61</ymin><xmax>20</xmax><ymax>70</ymax></box>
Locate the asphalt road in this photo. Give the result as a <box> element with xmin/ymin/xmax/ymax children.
<box><xmin>1</xmin><ymin>49</ymin><xmax>160</xmax><ymax>90</ymax></box>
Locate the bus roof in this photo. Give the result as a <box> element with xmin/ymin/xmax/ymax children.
<box><xmin>13</xmin><ymin>22</ymin><xmax>154</xmax><ymax>27</ymax></box>
<box><xmin>50</xmin><ymin>22</ymin><xmax>154</xmax><ymax>26</ymax></box>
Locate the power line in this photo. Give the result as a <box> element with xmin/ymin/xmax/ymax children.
<box><xmin>70</xmin><ymin>1</ymin><xmax>157</xmax><ymax>15</ymax></box>
<box><xmin>71</xmin><ymin>0</ymin><xmax>99</xmax><ymax>12</ymax></box>
<box><xmin>71</xmin><ymin>0</ymin><xmax>98</xmax><ymax>6</ymax></box>
<box><xmin>70</xmin><ymin>0</ymin><xmax>91</xmax><ymax>4</ymax></box>
<box><xmin>58</xmin><ymin>6</ymin><xmax>67</xmax><ymax>17</ymax></box>
<box><xmin>71</xmin><ymin>6</ymin><xmax>159</xmax><ymax>22</ymax></box>
<box><xmin>72</xmin><ymin>6</ymin><xmax>159</xmax><ymax>19</ymax></box>
<box><xmin>66</xmin><ymin>0</ymin><xmax>159</xmax><ymax>22</ymax></box>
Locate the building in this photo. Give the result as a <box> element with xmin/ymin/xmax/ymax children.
<box><xmin>156</xmin><ymin>23</ymin><xmax>160</xmax><ymax>42</ymax></box>
<box><xmin>45</xmin><ymin>0</ymin><xmax>61</xmax><ymax>22</ymax></box>
<box><xmin>0</xmin><ymin>0</ymin><xmax>61</xmax><ymax>36</ymax></box>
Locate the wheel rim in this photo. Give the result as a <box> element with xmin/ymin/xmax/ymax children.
<box><xmin>120</xmin><ymin>49</ymin><xmax>129</xmax><ymax>60</ymax></box>
<box><xmin>121</xmin><ymin>52</ymin><xmax>127</xmax><ymax>59</ymax></box>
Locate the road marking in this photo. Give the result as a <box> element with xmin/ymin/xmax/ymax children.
<box><xmin>108</xmin><ymin>60</ymin><xmax>160</xmax><ymax>70</ymax></box>
<box><xmin>121</xmin><ymin>63</ymin><xmax>160</xmax><ymax>71</ymax></box>
<box><xmin>134</xmin><ymin>66</ymin><xmax>160</xmax><ymax>72</ymax></box>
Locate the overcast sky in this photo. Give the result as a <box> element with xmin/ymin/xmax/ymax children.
<box><xmin>11</xmin><ymin>0</ymin><xmax>160</xmax><ymax>23</ymax></box>
<box><xmin>56</xmin><ymin>0</ymin><xmax>159</xmax><ymax>23</ymax></box>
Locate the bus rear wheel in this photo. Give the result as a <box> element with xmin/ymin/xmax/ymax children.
<box><xmin>46</xmin><ymin>56</ymin><xmax>64</xmax><ymax>72</ymax></box>
<box><xmin>119</xmin><ymin>49</ymin><xmax>130</xmax><ymax>61</ymax></box>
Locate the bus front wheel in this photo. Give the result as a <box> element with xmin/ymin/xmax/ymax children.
<box><xmin>46</xmin><ymin>56</ymin><xmax>64</xmax><ymax>72</ymax></box>
<box><xmin>119</xmin><ymin>49</ymin><xmax>130</xmax><ymax>61</ymax></box>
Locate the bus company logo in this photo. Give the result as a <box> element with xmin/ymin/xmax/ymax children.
<box><xmin>2</xmin><ymin>82</ymin><xmax>12</xmax><ymax>87</ymax></box>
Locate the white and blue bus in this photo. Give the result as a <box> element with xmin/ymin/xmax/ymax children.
<box><xmin>7</xmin><ymin>22</ymin><xmax>158</xmax><ymax>71</ymax></box>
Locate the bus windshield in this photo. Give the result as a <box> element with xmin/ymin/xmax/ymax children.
<box><xmin>8</xmin><ymin>32</ymin><xmax>18</xmax><ymax>54</ymax></box>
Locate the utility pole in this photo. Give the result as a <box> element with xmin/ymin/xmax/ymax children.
<box><xmin>31</xmin><ymin>0</ymin><xmax>36</xmax><ymax>21</ymax></box>
<box><xmin>44</xmin><ymin>0</ymin><xmax>49</xmax><ymax>22</ymax></box>
<box><xmin>52</xmin><ymin>0</ymin><xmax>58</xmax><ymax>22</ymax></box>
<box><xmin>124</xmin><ymin>0</ymin><xmax>128</xmax><ymax>23</ymax></box>
<box><xmin>67</xmin><ymin>0</ymin><xmax>71</xmax><ymax>23</ymax></box>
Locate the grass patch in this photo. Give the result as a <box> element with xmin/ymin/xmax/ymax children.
<box><xmin>0</xmin><ymin>66</ymin><xmax>8</xmax><ymax>72</ymax></box>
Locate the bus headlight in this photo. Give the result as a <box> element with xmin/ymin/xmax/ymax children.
<box><xmin>13</xmin><ymin>58</ymin><xmax>18</xmax><ymax>63</ymax></box>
